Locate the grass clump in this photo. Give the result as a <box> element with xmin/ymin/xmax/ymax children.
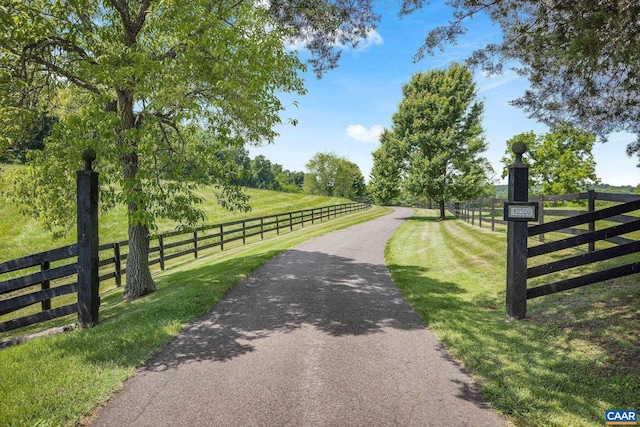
<box><xmin>386</xmin><ymin>209</ymin><xmax>639</xmax><ymax>427</ymax></box>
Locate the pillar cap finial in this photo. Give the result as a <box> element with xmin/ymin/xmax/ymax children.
<box><xmin>512</xmin><ymin>142</ymin><xmax>527</xmax><ymax>164</ymax></box>
<box><xmin>82</xmin><ymin>150</ymin><xmax>96</xmax><ymax>171</ymax></box>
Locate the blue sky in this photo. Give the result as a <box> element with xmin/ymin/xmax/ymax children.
<box><xmin>249</xmin><ymin>2</ymin><xmax>640</xmax><ymax>187</ymax></box>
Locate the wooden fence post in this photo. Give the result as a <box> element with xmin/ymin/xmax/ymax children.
<box><xmin>588</xmin><ymin>190</ymin><xmax>596</xmax><ymax>252</ymax></box>
<box><xmin>113</xmin><ymin>243</ymin><xmax>122</xmax><ymax>287</ymax></box>
<box><xmin>41</xmin><ymin>261</ymin><xmax>51</xmax><ymax>311</ymax></box>
<box><xmin>77</xmin><ymin>150</ymin><xmax>100</xmax><ymax>328</ymax></box>
<box><xmin>471</xmin><ymin>200</ymin><xmax>475</xmax><ymax>225</ymax></box>
<box><xmin>193</xmin><ymin>230</ymin><xmax>198</xmax><ymax>258</ymax></box>
<box><xmin>158</xmin><ymin>235</ymin><xmax>165</xmax><ymax>270</ymax></box>
<box><xmin>260</xmin><ymin>218</ymin><xmax>264</xmax><ymax>240</ymax></box>
<box><xmin>242</xmin><ymin>221</ymin><xmax>246</xmax><ymax>245</ymax></box>
<box><xmin>506</xmin><ymin>142</ymin><xmax>530</xmax><ymax>319</ymax></box>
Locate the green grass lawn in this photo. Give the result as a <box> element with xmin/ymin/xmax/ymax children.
<box><xmin>0</xmin><ymin>183</ymin><xmax>354</xmax><ymax>263</ymax></box>
<box><xmin>2</xmin><ymin>183</ymin><xmax>637</xmax><ymax>426</ymax></box>
<box><xmin>0</xmin><ymin>204</ymin><xmax>391</xmax><ymax>427</ymax></box>
<box><xmin>0</xmin><ymin>165</ymin><xmax>388</xmax><ymax>425</ymax></box>
<box><xmin>386</xmin><ymin>209</ymin><xmax>639</xmax><ymax>427</ymax></box>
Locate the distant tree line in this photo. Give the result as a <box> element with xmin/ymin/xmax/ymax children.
<box><xmin>3</xmin><ymin>123</ymin><xmax>367</xmax><ymax>199</ymax></box>
<box><xmin>211</xmin><ymin>145</ymin><xmax>306</xmax><ymax>193</ymax></box>
<box><xmin>176</xmin><ymin>144</ymin><xmax>367</xmax><ymax>198</ymax></box>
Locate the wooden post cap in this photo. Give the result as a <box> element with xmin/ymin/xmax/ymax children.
<box><xmin>82</xmin><ymin>150</ymin><xmax>96</xmax><ymax>170</ymax></box>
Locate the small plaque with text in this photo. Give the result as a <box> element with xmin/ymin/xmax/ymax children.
<box><xmin>503</xmin><ymin>202</ymin><xmax>539</xmax><ymax>222</ymax></box>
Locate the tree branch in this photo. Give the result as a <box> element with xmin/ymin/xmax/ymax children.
<box><xmin>11</xmin><ymin>45</ymin><xmax>103</xmax><ymax>96</ymax></box>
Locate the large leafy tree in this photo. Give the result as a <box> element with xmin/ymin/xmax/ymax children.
<box><xmin>416</xmin><ymin>0</ymin><xmax>640</xmax><ymax>166</ymax></box>
<box><xmin>501</xmin><ymin>124</ymin><xmax>600</xmax><ymax>195</ymax></box>
<box><xmin>249</xmin><ymin>155</ymin><xmax>280</xmax><ymax>190</ymax></box>
<box><xmin>376</xmin><ymin>64</ymin><xmax>492</xmax><ymax>219</ymax></box>
<box><xmin>304</xmin><ymin>152</ymin><xmax>366</xmax><ymax>199</ymax></box>
<box><xmin>0</xmin><ymin>1</ymin><xmax>381</xmax><ymax>301</ymax></box>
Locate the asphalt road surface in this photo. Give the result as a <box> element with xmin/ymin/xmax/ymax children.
<box><xmin>91</xmin><ymin>207</ymin><xmax>508</xmax><ymax>427</ymax></box>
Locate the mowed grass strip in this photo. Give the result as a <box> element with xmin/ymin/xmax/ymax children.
<box><xmin>0</xmin><ymin>186</ymin><xmax>354</xmax><ymax>261</ymax></box>
<box><xmin>0</xmin><ymin>205</ymin><xmax>391</xmax><ymax>427</ymax></box>
<box><xmin>386</xmin><ymin>209</ymin><xmax>639</xmax><ymax>427</ymax></box>
<box><xmin>0</xmin><ymin>163</ymin><xmax>354</xmax><ymax>262</ymax></box>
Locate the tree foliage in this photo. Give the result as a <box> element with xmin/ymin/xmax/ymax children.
<box><xmin>211</xmin><ymin>148</ymin><xmax>304</xmax><ymax>192</ymax></box>
<box><xmin>368</xmin><ymin>130</ymin><xmax>402</xmax><ymax>205</ymax></box>
<box><xmin>371</xmin><ymin>64</ymin><xmax>492</xmax><ymax>218</ymax></box>
<box><xmin>268</xmin><ymin>0</ymin><xmax>382</xmax><ymax>77</ymax></box>
<box><xmin>0</xmin><ymin>1</ymin><xmax>380</xmax><ymax>300</ymax></box>
<box><xmin>501</xmin><ymin>124</ymin><xmax>600</xmax><ymax>195</ymax></box>
<box><xmin>304</xmin><ymin>152</ymin><xmax>366</xmax><ymax>199</ymax></box>
<box><xmin>0</xmin><ymin>111</ymin><xmax>56</xmax><ymax>163</ymax></box>
<box><xmin>417</xmin><ymin>0</ymin><xmax>640</xmax><ymax>166</ymax></box>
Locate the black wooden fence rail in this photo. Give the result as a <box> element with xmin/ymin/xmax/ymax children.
<box><xmin>0</xmin><ymin>202</ymin><xmax>370</xmax><ymax>333</ymax></box>
<box><xmin>447</xmin><ymin>187</ymin><xmax>639</xmax><ymax>318</ymax></box>
<box><xmin>525</xmin><ymin>198</ymin><xmax>640</xmax><ymax>299</ymax></box>
<box><xmin>447</xmin><ymin>198</ymin><xmax>507</xmax><ymax>231</ymax></box>
<box><xmin>448</xmin><ymin>190</ymin><xmax>640</xmax><ymax>245</ymax></box>
<box><xmin>0</xmin><ymin>245</ymin><xmax>79</xmax><ymax>333</ymax></box>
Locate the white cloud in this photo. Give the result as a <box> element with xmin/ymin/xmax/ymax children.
<box><xmin>355</xmin><ymin>29</ymin><xmax>383</xmax><ymax>51</ymax></box>
<box><xmin>477</xmin><ymin>70</ymin><xmax>520</xmax><ymax>92</ymax></box>
<box><xmin>287</xmin><ymin>29</ymin><xmax>383</xmax><ymax>53</ymax></box>
<box><xmin>346</xmin><ymin>124</ymin><xmax>384</xmax><ymax>143</ymax></box>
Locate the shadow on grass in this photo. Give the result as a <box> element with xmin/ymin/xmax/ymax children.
<box><xmin>389</xmin><ymin>258</ymin><xmax>639</xmax><ymax>424</ymax></box>
<box><xmin>396</xmin><ymin>214</ymin><xmax>456</xmax><ymax>223</ymax></box>
<box><xmin>528</xmin><ymin>279</ymin><xmax>640</xmax><ymax>372</ymax></box>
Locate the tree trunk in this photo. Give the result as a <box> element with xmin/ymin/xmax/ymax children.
<box><xmin>439</xmin><ymin>199</ymin><xmax>446</xmax><ymax>220</ymax></box>
<box><xmin>123</xmin><ymin>222</ymin><xmax>156</xmax><ymax>301</ymax></box>
<box><xmin>117</xmin><ymin>88</ymin><xmax>156</xmax><ymax>300</ymax></box>
<box><xmin>121</xmin><ymin>150</ymin><xmax>156</xmax><ymax>300</ymax></box>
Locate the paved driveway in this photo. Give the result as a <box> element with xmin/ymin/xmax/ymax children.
<box><xmin>92</xmin><ymin>207</ymin><xmax>507</xmax><ymax>426</ymax></box>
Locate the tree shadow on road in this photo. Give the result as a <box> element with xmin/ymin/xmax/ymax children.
<box><xmin>142</xmin><ymin>249</ymin><xmax>433</xmax><ymax>371</ymax></box>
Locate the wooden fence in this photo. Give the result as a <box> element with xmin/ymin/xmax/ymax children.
<box><xmin>525</xmin><ymin>197</ymin><xmax>640</xmax><ymax>299</ymax></box>
<box><xmin>449</xmin><ymin>190</ymin><xmax>640</xmax><ymax>246</ymax></box>
<box><xmin>448</xmin><ymin>185</ymin><xmax>639</xmax><ymax>318</ymax></box>
<box><xmin>447</xmin><ymin>198</ymin><xmax>507</xmax><ymax>231</ymax></box>
<box><xmin>0</xmin><ymin>202</ymin><xmax>370</xmax><ymax>334</ymax></box>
